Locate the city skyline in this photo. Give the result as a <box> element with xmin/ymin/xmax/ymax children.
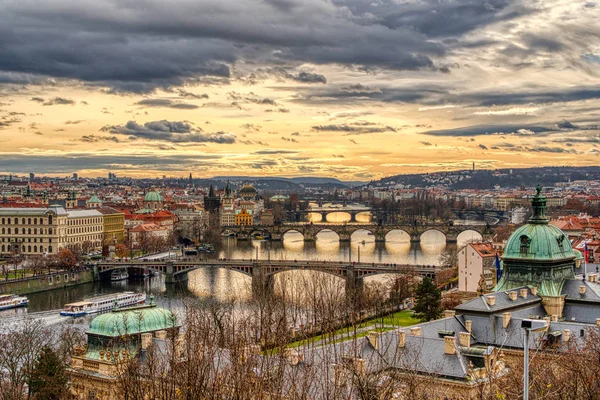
<box><xmin>1</xmin><ymin>0</ymin><xmax>599</xmax><ymax>179</ymax></box>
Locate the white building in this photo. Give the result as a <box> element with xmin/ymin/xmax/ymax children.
<box><xmin>458</xmin><ymin>242</ymin><xmax>497</xmax><ymax>293</ymax></box>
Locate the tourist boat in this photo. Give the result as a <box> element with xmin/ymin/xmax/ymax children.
<box><xmin>60</xmin><ymin>291</ymin><xmax>147</xmax><ymax>317</ymax></box>
<box><xmin>198</xmin><ymin>244</ymin><xmax>215</xmax><ymax>253</ymax></box>
<box><xmin>0</xmin><ymin>294</ymin><xmax>29</xmax><ymax>311</ymax></box>
<box><xmin>110</xmin><ymin>269</ymin><xmax>129</xmax><ymax>281</ymax></box>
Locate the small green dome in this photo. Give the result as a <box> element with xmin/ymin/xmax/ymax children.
<box><xmin>503</xmin><ymin>223</ymin><xmax>577</xmax><ymax>261</ymax></box>
<box><xmin>88</xmin><ymin>195</ymin><xmax>101</xmax><ymax>204</ymax></box>
<box><xmin>144</xmin><ymin>191</ymin><xmax>163</xmax><ymax>202</ymax></box>
<box><xmin>87</xmin><ymin>306</ymin><xmax>179</xmax><ymax>337</ymax></box>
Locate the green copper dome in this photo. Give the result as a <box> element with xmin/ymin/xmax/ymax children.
<box><xmin>495</xmin><ymin>185</ymin><xmax>578</xmax><ymax>296</ymax></box>
<box><xmin>87</xmin><ymin>195</ymin><xmax>101</xmax><ymax>204</ymax></box>
<box><xmin>144</xmin><ymin>190</ymin><xmax>163</xmax><ymax>202</ymax></box>
<box><xmin>87</xmin><ymin>305</ymin><xmax>179</xmax><ymax>337</ymax></box>
<box><xmin>503</xmin><ymin>224</ymin><xmax>577</xmax><ymax>261</ymax></box>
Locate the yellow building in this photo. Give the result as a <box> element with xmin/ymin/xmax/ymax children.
<box><xmin>235</xmin><ymin>209</ymin><xmax>253</xmax><ymax>226</ymax></box>
<box><xmin>98</xmin><ymin>207</ymin><xmax>125</xmax><ymax>244</ymax></box>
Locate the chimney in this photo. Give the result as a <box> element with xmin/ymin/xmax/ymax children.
<box><xmin>465</xmin><ymin>320</ymin><xmax>472</xmax><ymax>333</ymax></box>
<box><xmin>552</xmin><ymin>315</ymin><xmax>558</xmax><ymax>322</ymax></box>
<box><xmin>564</xmin><ymin>329</ymin><xmax>571</xmax><ymax>343</ymax></box>
<box><xmin>397</xmin><ymin>329</ymin><xmax>406</xmax><ymax>348</ymax></box>
<box><xmin>520</xmin><ymin>288</ymin><xmax>528</xmax><ymax>299</ymax></box>
<box><xmin>444</xmin><ymin>310</ymin><xmax>456</xmax><ymax>318</ymax></box>
<box><xmin>141</xmin><ymin>333</ymin><xmax>153</xmax><ymax>350</ymax></box>
<box><xmin>409</xmin><ymin>327</ymin><xmax>421</xmax><ymax>337</ymax></box>
<box><xmin>444</xmin><ymin>336</ymin><xmax>456</xmax><ymax>355</ymax></box>
<box><xmin>486</xmin><ymin>295</ymin><xmax>496</xmax><ymax>306</ymax></box>
<box><xmin>596</xmin><ymin>318</ymin><xmax>600</xmax><ymax>327</ymax></box>
<box><xmin>543</xmin><ymin>316</ymin><xmax>551</xmax><ymax>328</ymax></box>
<box><xmin>531</xmin><ymin>287</ymin><xmax>538</xmax><ymax>296</ymax></box>
<box><xmin>459</xmin><ymin>332</ymin><xmax>471</xmax><ymax>348</ymax></box>
<box><xmin>508</xmin><ymin>291</ymin><xmax>518</xmax><ymax>301</ymax></box>
<box><xmin>580</xmin><ymin>285</ymin><xmax>586</xmax><ymax>295</ymax></box>
<box><xmin>502</xmin><ymin>312</ymin><xmax>512</xmax><ymax>328</ymax></box>
<box><xmin>368</xmin><ymin>331</ymin><xmax>380</xmax><ymax>350</ymax></box>
<box><xmin>155</xmin><ymin>330</ymin><xmax>167</xmax><ymax>340</ymax></box>
<box><xmin>332</xmin><ymin>364</ymin><xmax>346</xmax><ymax>388</ymax></box>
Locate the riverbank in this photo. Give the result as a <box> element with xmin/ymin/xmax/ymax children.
<box><xmin>0</xmin><ymin>270</ymin><xmax>95</xmax><ymax>295</ymax></box>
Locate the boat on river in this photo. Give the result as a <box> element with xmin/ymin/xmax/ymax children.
<box><xmin>0</xmin><ymin>294</ymin><xmax>29</xmax><ymax>311</ymax></box>
<box><xmin>60</xmin><ymin>291</ymin><xmax>146</xmax><ymax>317</ymax></box>
<box><xmin>110</xmin><ymin>269</ymin><xmax>129</xmax><ymax>281</ymax></box>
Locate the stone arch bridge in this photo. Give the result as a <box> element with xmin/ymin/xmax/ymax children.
<box><xmin>95</xmin><ymin>259</ymin><xmax>439</xmax><ymax>298</ymax></box>
<box><xmin>223</xmin><ymin>223</ymin><xmax>493</xmax><ymax>243</ymax></box>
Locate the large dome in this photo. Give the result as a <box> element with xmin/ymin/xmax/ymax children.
<box><xmin>239</xmin><ymin>185</ymin><xmax>257</xmax><ymax>195</ymax></box>
<box><xmin>495</xmin><ymin>186</ymin><xmax>580</xmax><ymax>296</ymax></box>
<box><xmin>87</xmin><ymin>305</ymin><xmax>178</xmax><ymax>337</ymax></box>
<box><xmin>503</xmin><ymin>223</ymin><xmax>577</xmax><ymax>262</ymax></box>
<box><xmin>144</xmin><ymin>191</ymin><xmax>163</xmax><ymax>202</ymax></box>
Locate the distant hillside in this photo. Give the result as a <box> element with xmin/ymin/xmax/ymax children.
<box><xmin>211</xmin><ymin>176</ymin><xmax>367</xmax><ymax>190</ymax></box>
<box><xmin>366</xmin><ymin>166</ymin><xmax>600</xmax><ymax>189</ymax></box>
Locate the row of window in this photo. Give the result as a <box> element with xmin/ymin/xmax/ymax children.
<box><xmin>68</xmin><ymin>218</ymin><xmax>102</xmax><ymax>225</ymax></box>
<box><xmin>67</xmin><ymin>226</ymin><xmax>101</xmax><ymax>234</ymax></box>
<box><xmin>1</xmin><ymin>216</ymin><xmax>52</xmax><ymax>225</ymax></box>
<box><xmin>0</xmin><ymin>244</ymin><xmax>53</xmax><ymax>253</ymax></box>
<box><xmin>1</xmin><ymin>237</ymin><xmax>52</xmax><ymax>243</ymax></box>
<box><xmin>1</xmin><ymin>227</ymin><xmax>53</xmax><ymax>235</ymax></box>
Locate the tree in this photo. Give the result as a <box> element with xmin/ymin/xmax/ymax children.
<box><xmin>28</xmin><ymin>346</ymin><xmax>69</xmax><ymax>400</ymax></box>
<box><xmin>413</xmin><ymin>277</ymin><xmax>442</xmax><ymax>322</ymax></box>
<box><xmin>438</xmin><ymin>247</ymin><xmax>458</xmax><ymax>269</ymax></box>
<box><xmin>57</xmin><ymin>248</ymin><xmax>77</xmax><ymax>270</ymax></box>
<box><xmin>115</xmin><ymin>243</ymin><xmax>130</xmax><ymax>259</ymax></box>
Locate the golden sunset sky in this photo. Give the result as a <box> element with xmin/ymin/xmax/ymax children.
<box><xmin>0</xmin><ymin>0</ymin><xmax>599</xmax><ymax>180</ymax></box>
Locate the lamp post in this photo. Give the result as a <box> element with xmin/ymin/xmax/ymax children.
<box><xmin>521</xmin><ymin>319</ymin><xmax>548</xmax><ymax>400</ymax></box>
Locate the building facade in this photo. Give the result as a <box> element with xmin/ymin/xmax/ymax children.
<box><xmin>458</xmin><ymin>242</ymin><xmax>497</xmax><ymax>293</ymax></box>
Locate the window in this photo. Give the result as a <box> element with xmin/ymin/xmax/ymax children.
<box><xmin>34</xmin><ymin>228</ymin><xmax>37</xmax><ymax>235</ymax></box>
<box><xmin>1</xmin><ymin>218</ymin><xmax>4</xmax><ymax>224</ymax></box>
<box><xmin>28</xmin><ymin>228</ymin><xmax>31</xmax><ymax>234</ymax></box>
<box><xmin>33</xmin><ymin>218</ymin><xmax>37</xmax><ymax>225</ymax></box>
<box><xmin>48</xmin><ymin>246</ymin><xmax>53</xmax><ymax>253</ymax></box>
<box><xmin>7</xmin><ymin>218</ymin><xmax>10</xmax><ymax>224</ymax></box>
<box><xmin>28</xmin><ymin>245</ymin><xmax>31</xmax><ymax>252</ymax></box>
<box><xmin>7</xmin><ymin>228</ymin><xmax>10</xmax><ymax>234</ymax></box>
<box><xmin>14</xmin><ymin>228</ymin><xmax>18</xmax><ymax>234</ymax></box>
<box><xmin>1</xmin><ymin>228</ymin><xmax>4</xmax><ymax>234</ymax></box>
<box><xmin>520</xmin><ymin>235</ymin><xmax>531</xmax><ymax>254</ymax></box>
<box><xmin>48</xmin><ymin>215</ymin><xmax>53</xmax><ymax>225</ymax></box>
<box><xmin>28</xmin><ymin>218</ymin><xmax>31</xmax><ymax>224</ymax></box>
<box><xmin>22</xmin><ymin>218</ymin><xmax>25</xmax><ymax>224</ymax></box>
<box><xmin>34</xmin><ymin>246</ymin><xmax>37</xmax><ymax>253</ymax></box>
<box><xmin>1</xmin><ymin>245</ymin><xmax>4</xmax><ymax>252</ymax></box>
<box><xmin>49</xmin><ymin>228</ymin><xmax>52</xmax><ymax>235</ymax></box>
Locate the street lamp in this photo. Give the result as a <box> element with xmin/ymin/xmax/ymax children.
<box><xmin>521</xmin><ymin>319</ymin><xmax>548</xmax><ymax>400</ymax></box>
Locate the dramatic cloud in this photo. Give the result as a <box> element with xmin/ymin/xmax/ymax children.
<box><xmin>100</xmin><ymin>120</ymin><xmax>236</xmax><ymax>144</ymax></box>
<box><xmin>78</xmin><ymin>134</ymin><xmax>120</xmax><ymax>143</ymax></box>
<box><xmin>30</xmin><ymin>97</ymin><xmax>76</xmax><ymax>106</ymax></box>
<box><xmin>312</xmin><ymin>124</ymin><xmax>397</xmax><ymax>135</ymax></box>
<box><xmin>135</xmin><ymin>99</ymin><xmax>199</xmax><ymax>109</ymax></box>
<box><xmin>421</xmin><ymin>124</ymin><xmax>555</xmax><ymax>137</ymax></box>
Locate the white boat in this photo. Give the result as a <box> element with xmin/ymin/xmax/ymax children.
<box><xmin>0</xmin><ymin>294</ymin><xmax>29</xmax><ymax>311</ymax></box>
<box><xmin>60</xmin><ymin>291</ymin><xmax>146</xmax><ymax>317</ymax></box>
<box><xmin>111</xmin><ymin>269</ymin><xmax>129</xmax><ymax>281</ymax></box>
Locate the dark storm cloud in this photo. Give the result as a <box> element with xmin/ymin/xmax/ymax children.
<box><xmin>100</xmin><ymin>120</ymin><xmax>236</xmax><ymax>144</ymax></box>
<box><xmin>336</xmin><ymin>0</ymin><xmax>532</xmax><ymax>37</ymax></box>
<box><xmin>0</xmin><ymin>153</ymin><xmax>223</xmax><ymax>173</ymax></box>
<box><xmin>421</xmin><ymin>124</ymin><xmax>553</xmax><ymax>137</ymax></box>
<box><xmin>177</xmin><ymin>90</ymin><xmax>209</xmax><ymax>100</ymax></box>
<box><xmin>453</xmin><ymin>87</ymin><xmax>600</xmax><ymax>107</ymax></box>
<box><xmin>312</xmin><ymin>124</ymin><xmax>396</xmax><ymax>135</ymax></box>
<box><xmin>135</xmin><ymin>99</ymin><xmax>199</xmax><ymax>109</ymax></box>
<box><xmin>254</xmin><ymin>149</ymin><xmax>299</xmax><ymax>155</ymax></box>
<box><xmin>0</xmin><ymin>0</ymin><xmax>452</xmax><ymax>93</ymax></box>
<box><xmin>41</xmin><ymin>97</ymin><xmax>76</xmax><ymax>106</ymax></box>
<box><xmin>77</xmin><ymin>134</ymin><xmax>120</xmax><ymax>143</ymax></box>
<box><xmin>0</xmin><ymin>117</ymin><xmax>21</xmax><ymax>129</ymax></box>
<box><xmin>30</xmin><ymin>97</ymin><xmax>44</xmax><ymax>103</ymax></box>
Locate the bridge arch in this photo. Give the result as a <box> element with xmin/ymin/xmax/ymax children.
<box><xmin>420</xmin><ymin>228</ymin><xmax>447</xmax><ymax>242</ymax></box>
<box><xmin>314</xmin><ymin>228</ymin><xmax>340</xmax><ymax>241</ymax></box>
<box><xmin>456</xmin><ymin>229</ymin><xmax>483</xmax><ymax>244</ymax></box>
<box><xmin>384</xmin><ymin>228</ymin><xmax>411</xmax><ymax>242</ymax></box>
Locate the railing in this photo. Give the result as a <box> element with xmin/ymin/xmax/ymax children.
<box><xmin>0</xmin><ymin>269</ymin><xmax>87</xmax><ymax>284</ymax></box>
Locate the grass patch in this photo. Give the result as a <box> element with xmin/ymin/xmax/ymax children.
<box><xmin>279</xmin><ymin>310</ymin><xmax>420</xmax><ymax>351</ymax></box>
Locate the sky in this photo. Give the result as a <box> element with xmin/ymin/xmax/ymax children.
<box><xmin>0</xmin><ymin>0</ymin><xmax>599</xmax><ymax>181</ymax></box>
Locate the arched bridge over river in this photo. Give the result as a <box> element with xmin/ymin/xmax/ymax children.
<box><xmin>95</xmin><ymin>259</ymin><xmax>440</xmax><ymax>298</ymax></box>
<box><xmin>222</xmin><ymin>223</ymin><xmax>493</xmax><ymax>243</ymax></box>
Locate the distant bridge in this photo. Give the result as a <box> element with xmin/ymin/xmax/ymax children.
<box><xmin>222</xmin><ymin>223</ymin><xmax>493</xmax><ymax>243</ymax></box>
<box><xmin>95</xmin><ymin>259</ymin><xmax>440</xmax><ymax>298</ymax></box>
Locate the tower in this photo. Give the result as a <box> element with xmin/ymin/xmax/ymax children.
<box><xmin>65</xmin><ymin>189</ymin><xmax>77</xmax><ymax>209</ymax></box>
<box><xmin>222</xmin><ymin>182</ymin><xmax>234</xmax><ymax>211</ymax></box>
<box><xmin>204</xmin><ymin>185</ymin><xmax>221</xmax><ymax>214</ymax></box>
